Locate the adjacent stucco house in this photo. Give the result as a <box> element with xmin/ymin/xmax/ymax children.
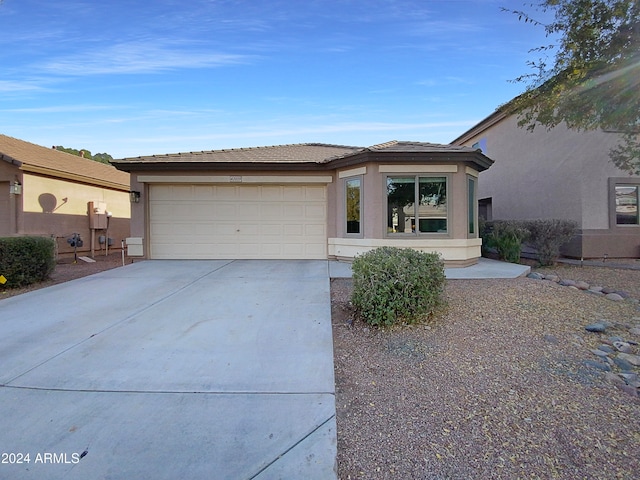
<box><xmin>451</xmin><ymin>111</ymin><xmax>640</xmax><ymax>258</ymax></box>
<box><xmin>0</xmin><ymin>134</ymin><xmax>131</xmax><ymax>255</ymax></box>
<box><xmin>112</xmin><ymin>141</ymin><xmax>493</xmax><ymax>266</ymax></box>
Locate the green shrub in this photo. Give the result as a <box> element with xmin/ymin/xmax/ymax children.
<box><xmin>522</xmin><ymin>219</ymin><xmax>578</xmax><ymax>266</ymax></box>
<box><xmin>482</xmin><ymin>220</ymin><xmax>529</xmax><ymax>263</ymax></box>
<box><xmin>0</xmin><ymin>236</ymin><xmax>56</xmax><ymax>288</ymax></box>
<box><xmin>351</xmin><ymin>247</ymin><xmax>445</xmax><ymax>327</ymax></box>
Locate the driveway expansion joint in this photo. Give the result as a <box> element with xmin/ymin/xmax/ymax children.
<box><xmin>247</xmin><ymin>414</ymin><xmax>336</xmax><ymax>480</ymax></box>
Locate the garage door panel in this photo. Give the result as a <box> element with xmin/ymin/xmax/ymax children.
<box><xmin>149</xmin><ymin>184</ymin><xmax>327</xmax><ymax>259</ymax></box>
<box><xmin>259</xmin><ymin>224</ymin><xmax>282</xmax><ymax>236</ymax></box>
<box><xmin>214</xmin><ymin>185</ymin><xmax>238</xmax><ymax>198</ymax></box>
<box><xmin>261</xmin><ymin>186</ymin><xmax>282</xmax><ymax>200</ymax></box>
<box><xmin>239</xmin><ymin>203</ymin><xmax>262</xmax><ymax>218</ymax></box>
<box><xmin>283</xmin><ymin>224</ymin><xmax>304</xmax><ymax>236</ymax></box>
<box><xmin>305</xmin><ymin>224</ymin><xmax>325</xmax><ymax>236</ymax></box>
<box><xmin>305</xmin><ymin>205</ymin><xmax>325</xmax><ymax>218</ymax></box>
<box><xmin>282</xmin><ymin>205</ymin><xmax>304</xmax><ymax>217</ymax></box>
<box><xmin>193</xmin><ymin>186</ymin><xmax>215</xmax><ymax>199</ymax></box>
<box><xmin>305</xmin><ymin>186</ymin><xmax>326</xmax><ymax>200</ymax></box>
<box><xmin>260</xmin><ymin>204</ymin><xmax>282</xmax><ymax>218</ymax></box>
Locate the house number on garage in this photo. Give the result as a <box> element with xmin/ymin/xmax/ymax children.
<box><xmin>229</xmin><ymin>175</ymin><xmax>242</xmax><ymax>182</ymax></box>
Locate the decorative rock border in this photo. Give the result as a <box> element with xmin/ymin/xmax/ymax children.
<box><xmin>527</xmin><ymin>272</ymin><xmax>636</xmax><ymax>304</ymax></box>
<box><xmin>527</xmin><ymin>272</ymin><xmax>639</xmax><ymax>398</ymax></box>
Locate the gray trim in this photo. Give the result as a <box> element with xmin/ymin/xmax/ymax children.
<box><xmin>609</xmin><ymin>177</ymin><xmax>640</xmax><ymax>229</ymax></box>
<box><xmin>343</xmin><ymin>175</ymin><xmax>364</xmax><ymax>238</ymax></box>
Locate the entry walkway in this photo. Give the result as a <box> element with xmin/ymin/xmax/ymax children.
<box><xmin>329</xmin><ymin>257</ymin><xmax>531</xmax><ymax>279</ymax></box>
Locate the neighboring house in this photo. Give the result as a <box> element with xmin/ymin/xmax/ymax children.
<box><xmin>111</xmin><ymin>141</ymin><xmax>493</xmax><ymax>266</ymax></box>
<box><xmin>451</xmin><ymin>110</ymin><xmax>640</xmax><ymax>258</ymax></box>
<box><xmin>0</xmin><ymin>134</ymin><xmax>131</xmax><ymax>255</ymax></box>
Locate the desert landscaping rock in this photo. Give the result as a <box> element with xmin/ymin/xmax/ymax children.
<box><xmin>617</xmin><ymin>352</ymin><xmax>640</xmax><ymax>366</ymax></box>
<box><xmin>630</xmin><ymin>327</ymin><xmax>640</xmax><ymax>336</ymax></box>
<box><xmin>605</xmin><ymin>293</ymin><xmax>625</xmax><ymax>302</ymax></box>
<box><xmin>526</xmin><ymin>269</ymin><xmax>639</xmax><ymax>305</ymax></box>
<box><xmin>586</xmin><ymin>322</ymin><xmax>607</xmax><ymax>333</ymax></box>
<box><xmin>597</xmin><ymin>344</ymin><xmax>614</xmax><ymax>353</ymax></box>
<box><xmin>613</xmin><ymin>357</ymin><xmax>635</xmax><ymax>372</ymax></box>
<box><xmin>614</xmin><ymin>341</ymin><xmax>633</xmax><ymax>353</ymax></box>
<box><xmin>575</xmin><ymin>280</ymin><xmax>590</xmax><ymax>290</ymax></box>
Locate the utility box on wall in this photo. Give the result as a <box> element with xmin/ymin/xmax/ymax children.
<box><xmin>126</xmin><ymin>237</ymin><xmax>144</xmax><ymax>256</ymax></box>
<box><xmin>88</xmin><ymin>201</ymin><xmax>108</xmax><ymax>229</ymax></box>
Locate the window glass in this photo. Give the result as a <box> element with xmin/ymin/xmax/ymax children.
<box><xmin>616</xmin><ymin>185</ymin><xmax>639</xmax><ymax>225</ymax></box>
<box><xmin>387</xmin><ymin>177</ymin><xmax>415</xmax><ymax>233</ymax></box>
<box><xmin>418</xmin><ymin>177</ymin><xmax>447</xmax><ymax>233</ymax></box>
<box><xmin>468</xmin><ymin>177</ymin><xmax>476</xmax><ymax>235</ymax></box>
<box><xmin>387</xmin><ymin>176</ymin><xmax>448</xmax><ymax>234</ymax></box>
<box><xmin>346</xmin><ymin>178</ymin><xmax>361</xmax><ymax>234</ymax></box>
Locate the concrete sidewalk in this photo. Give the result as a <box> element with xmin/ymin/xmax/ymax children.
<box><xmin>0</xmin><ymin>260</ymin><xmax>336</xmax><ymax>479</ymax></box>
<box><xmin>329</xmin><ymin>257</ymin><xmax>531</xmax><ymax>279</ymax></box>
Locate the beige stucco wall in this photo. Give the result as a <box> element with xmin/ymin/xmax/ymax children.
<box><xmin>330</xmin><ymin>162</ymin><xmax>481</xmax><ymax>264</ymax></box>
<box><xmin>457</xmin><ymin>115</ymin><xmax>640</xmax><ymax>257</ymax></box>
<box><xmin>129</xmin><ymin>164</ymin><xmax>483</xmax><ymax>264</ymax></box>
<box><xmin>21</xmin><ymin>173</ymin><xmax>130</xmax><ymax>254</ymax></box>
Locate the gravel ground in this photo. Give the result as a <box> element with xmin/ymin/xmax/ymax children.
<box><xmin>332</xmin><ymin>267</ymin><xmax>640</xmax><ymax>480</ymax></box>
<box><xmin>0</xmin><ymin>251</ymin><xmax>130</xmax><ymax>300</ymax></box>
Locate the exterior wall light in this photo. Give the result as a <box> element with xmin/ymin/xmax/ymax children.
<box><xmin>9</xmin><ymin>182</ymin><xmax>22</xmax><ymax>195</ymax></box>
<box><xmin>129</xmin><ymin>191</ymin><xmax>141</xmax><ymax>203</ymax></box>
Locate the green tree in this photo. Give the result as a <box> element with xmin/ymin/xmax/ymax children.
<box><xmin>504</xmin><ymin>0</ymin><xmax>640</xmax><ymax>174</ymax></box>
<box><xmin>54</xmin><ymin>146</ymin><xmax>113</xmax><ymax>164</ymax></box>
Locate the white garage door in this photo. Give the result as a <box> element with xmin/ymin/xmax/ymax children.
<box><xmin>149</xmin><ymin>184</ymin><xmax>328</xmax><ymax>259</ymax></box>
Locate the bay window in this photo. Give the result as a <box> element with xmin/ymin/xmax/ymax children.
<box><xmin>387</xmin><ymin>176</ymin><xmax>448</xmax><ymax>234</ymax></box>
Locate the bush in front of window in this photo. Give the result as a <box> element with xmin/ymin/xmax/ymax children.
<box><xmin>522</xmin><ymin>219</ymin><xmax>578</xmax><ymax>266</ymax></box>
<box><xmin>351</xmin><ymin>247</ymin><xmax>445</xmax><ymax>327</ymax></box>
<box><xmin>481</xmin><ymin>220</ymin><xmax>529</xmax><ymax>264</ymax></box>
<box><xmin>0</xmin><ymin>236</ymin><xmax>56</xmax><ymax>288</ymax></box>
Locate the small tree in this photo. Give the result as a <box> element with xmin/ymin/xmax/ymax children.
<box><xmin>504</xmin><ymin>0</ymin><xmax>640</xmax><ymax>174</ymax></box>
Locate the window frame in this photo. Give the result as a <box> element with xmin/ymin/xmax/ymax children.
<box><xmin>467</xmin><ymin>174</ymin><xmax>478</xmax><ymax>238</ymax></box>
<box><xmin>385</xmin><ymin>174</ymin><xmax>450</xmax><ymax>238</ymax></box>
<box><xmin>344</xmin><ymin>175</ymin><xmax>363</xmax><ymax>238</ymax></box>
<box><xmin>609</xmin><ymin>177</ymin><xmax>640</xmax><ymax>228</ymax></box>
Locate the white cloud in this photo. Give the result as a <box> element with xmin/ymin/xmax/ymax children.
<box><xmin>38</xmin><ymin>41</ymin><xmax>253</xmax><ymax>76</ymax></box>
<box><xmin>0</xmin><ymin>80</ymin><xmax>49</xmax><ymax>93</ymax></box>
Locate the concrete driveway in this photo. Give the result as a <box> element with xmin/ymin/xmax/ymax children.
<box><xmin>0</xmin><ymin>260</ymin><xmax>336</xmax><ymax>479</ymax></box>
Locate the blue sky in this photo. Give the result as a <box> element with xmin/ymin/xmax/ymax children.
<box><xmin>0</xmin><ymin>0</ymin><xmax>552</xmax><ymax>159</ymax></box>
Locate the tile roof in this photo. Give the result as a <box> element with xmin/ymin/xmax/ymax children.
<box><xmin>113</xmin><ymin>140</ymin><xmax>483</xmax><ymax>167</ymax></box>
<box><xmin>366</xmin><ymin>140</ymin><xmax>480</xmax><ymax>153</ymax></box>
<box><xmin>115</xmin><ymin>143</ymin><xmax>363</xmax><ymax>165</ymax></box>
<box><xmin>0</xmin><ymin>134</ymin><xmax>130</xmax><ymax>190</ymax></box>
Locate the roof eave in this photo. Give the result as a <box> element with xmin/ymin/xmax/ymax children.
<box><xmin>0</xmin><ymin>153</ymin><xmax>23</xmax><ymax>167</ymax></box>
<box><xmin>327</xmin><ymin>150</ymin><xmax>494</xmax><ymax>171</ymax></box>
<box><xmin>450</xmin><ymin>109</ymin><xmax>509</xmax><ymax>145</ymax></box>
<box><xmin>22</xmin><ymin>164</ymin><xmax>130</xmax><ymax>191</ymax></box>
<box><xmin>111</xmin><ymin>161</ymin><xmax>329</xmax><ymax>173</ymax></box>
